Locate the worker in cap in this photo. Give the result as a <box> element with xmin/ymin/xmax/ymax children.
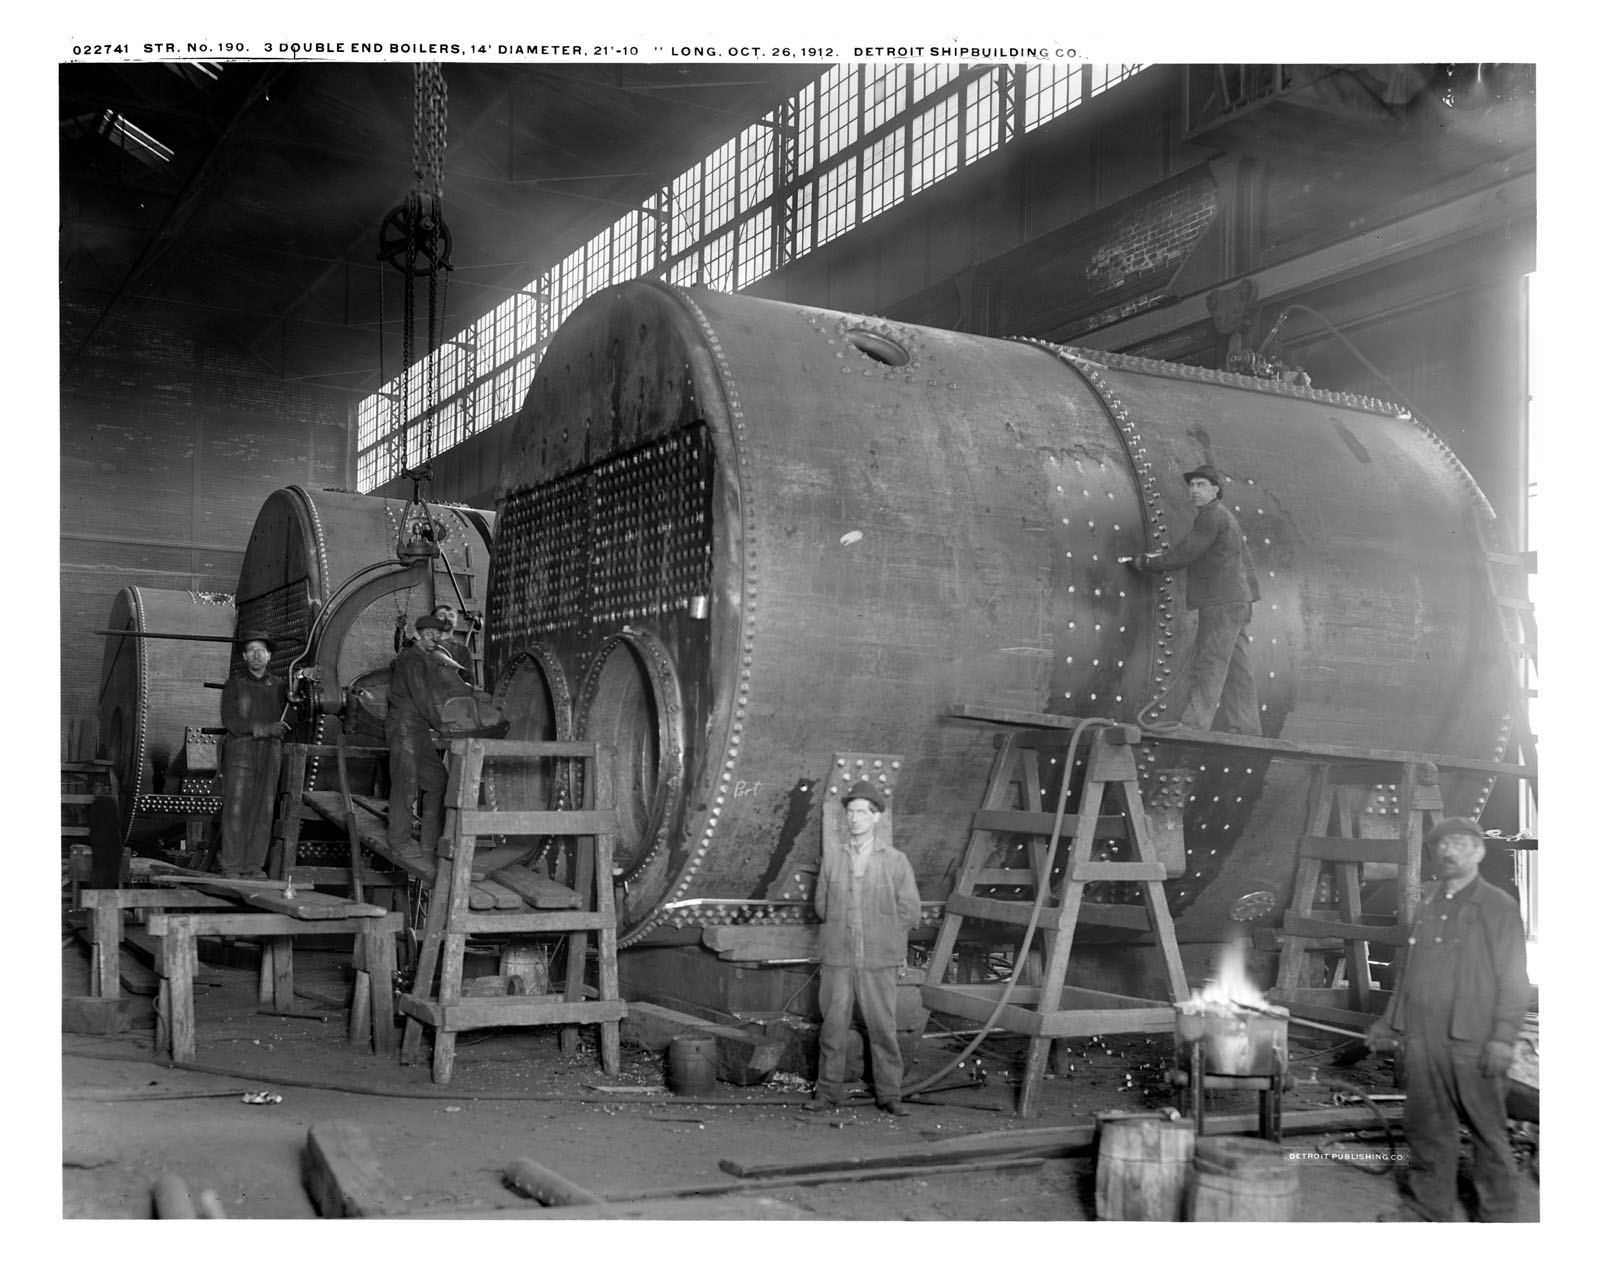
<box><xmin>430</xmin><ymin>601</ymin><xmax>476</xmax><ymax>686</ymax></box>
<box><xmin>1365</xmin><ymin>816</ymin><xmax>1532</xmax><ymax>1221</ymax></box>
<box><xmin>807</xmin><ymin>776</ymin><xmax>921</xmax><ymax>1118</ymax></box>
<box><xmin>1127</xmin><ymin>459</ymin><xmax>1262</xmax><ymax>735</ymax></box>
<box><xmin>381</xmin><ymin>614</ymin><xmax>458</xmax><ymax>876</ymax></box>
<box><xmin>216</xmin><ymin>630</ymin><xmax>289</xmax><ymax>878</ymax></box>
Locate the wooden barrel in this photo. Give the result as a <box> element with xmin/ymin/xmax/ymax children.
<box><xmin>667</xmin><ymin>1034</ymin><xmax>718</xmax><ymax>1096</ymax></box>
<box><xmin>1188</xmin><ymin>1136</ymin><xmax>1299</xmax><ymax>1221</ymax></box>
<box><xmin>1094</xmin><ymin>1115</ymin><xmax>1195</xmax><ymax>1221</ymax></box>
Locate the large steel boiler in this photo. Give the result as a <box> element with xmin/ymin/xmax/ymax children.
<box><xmin>98</xmin><ymin>586</ymin><xmax>237</xmax><ymax>841</ymax></box>
<box><xmin>233</xmin><ymin>485</ymin><xmax>494</xmax><ymax>787</ymax></box>
<box><xmin>483</xmin><ymin>281</ymin><xmax>1513</xmax><ymax>950</ymax></box>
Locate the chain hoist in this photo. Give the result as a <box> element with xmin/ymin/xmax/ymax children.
<box><xmin>377</xmin><ymin>63</ymin><xmax>452</xmax><ymax>485</ymax></box>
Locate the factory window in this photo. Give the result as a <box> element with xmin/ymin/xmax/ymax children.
<box><xmin>861</xmin><ymin>131</ymin><xmax>905</xmax><ymax>223</ymax></box>
<box><xmin>910</xmin><ymin>64</ymin><xmax>958</xmax><ymax>106</ymax></box>
<box><xmin>1091</xmin><ymin>64</ymin><xmax>1144</xmax><ymax>96</ymax></box>
<box><xmin>704</xmin><ymin>136</ymin><xmax>738</xmax><ymax>233</ymax></box>
<box><xmin>815</xmin><ymin>160</ymin><xmax>858</xmax><ymax>247</ymax></box>
<box><xmin>354</xmin><ymin>62</ymin><xmax>1150</xmax><ymax>492</ymax></box>
<box><xmin>668</xmin><ymin>251</ymin><xmax>701</xmax><ymax>288</ymax></box>
<box><xmin>862</xmin><ymin>63</ymin><xmax>906</xmax><ymax>134</ymax></box>
<box><xmin>702</xmin><ymin>227</ymin><xmax>737</xmax><ymax>292</ymax></box>
<box><xmin>793</xmin><ymin>80</ymin><xmax>818</xmax><ymax>175</ymax></box>
<box><xmin>964</xmin><ymin>69</ymin><xmax>1003</xmax><ymax>163</ymax></box>
<box><xmin>738</xmin><ymin>207</ymin><xmax>772</xmax><ymax>286</ymax></box>
<box><xmin>910</xmin><ymin>94</ymin><xmax>960</xmax><ymax>195</ymax></box>
<box><xmin>1024</xmin><ymin>63</ymin><xmax>1084</xmax><ymax>128</ymax></box>
<box><xmin>670</xmin><ymin>162</ymin><xmax>703</xmax><ymax>257</ymax></box>
<box><xmin>584</xmin><ymin>227</ymin><xmax>614</xmax><ymax>296</ymax></box>
<box><xmin>739</xmin><ymin>119</ymin><xmax>775</xmax><ymax>215</ymax></box>
<box><xmin>817</xmin><ymin>65</ymin><xmax>859</xmax><ymax>163</ymax></box>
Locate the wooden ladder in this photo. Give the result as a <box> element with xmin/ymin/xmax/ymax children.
<box><xmin>920</xmin><ymin>725</ymin><xmax>1188</xmax><ymax>1118</ymax></box>
<box><xmin>1470</xmin><ymin>509</ymin><xmax>1538</xmax><ymax>805</ymax></box>
<box><xmin>1268</xmin><ymin>761</ymin><xmax>1442</xmax><ymax>1029</ymax></box>
<box><xmin>398</xmin><ymin>739</ymin><xmax>626</xmax><ymax>1085</ymax></box>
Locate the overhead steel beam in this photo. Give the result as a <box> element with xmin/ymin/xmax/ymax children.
<box><xmin>1080</xmin><ymin>171</ymin><xmax>1535</xmax><ymax>352</ymax></box>
<box><xmin>61</xmin><ymin>66</ymin><xmax>285</xmax><ymax>381</ymax></box>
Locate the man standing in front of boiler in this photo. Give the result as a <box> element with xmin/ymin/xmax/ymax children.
<box><xmin>807</xmin><ymin>780</ymin><xmax>922</xmax><ymax>1117</ymax></box>
<box><xmin>1365</xmin><ymin>817</ymin><xmax>1532</xmax><ymax>1222</ymax></box>
<box><xmin>1127</xmin><ymin>462</ymin><xmax>1263</xmax><ymax>735</ymax></box>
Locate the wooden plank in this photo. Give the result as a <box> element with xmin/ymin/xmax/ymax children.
<box><xmin>1280</xmin><ymin>914</ymin><xmax>1406</xmax><ymax>945</ymax></box>
<box><xmin>436</xmin><ymin>910</ymin><xmax>610</xmax><ymax>936</ymax></box>
<box><xmin>149</xmin><ymin>875</ymin><xmax>388</xmax><ymax>919</ymax></box>
<box><xmin>1297</xmin><ymin>835</ymin><xmax>1407</xmax><ymax>865</ymax></box>
<box><xmin>491</xmin><ymin>863</ymin><xmax>582</xmax><ymax>909</ymax></box>
<box><xmin>148</xmin><ymin>912</ymin><xmax>402</xmax><ymax>938</ymax></box>
<box><xmin>467</xmin><ymin>879</ymin><xmax>525</xmax><ymax>911</ymax></box>
<box><xmin>397</xmin><ymin>994</ymin><xmax>627</xmax><ymax>1031</ymax></box>
<box><xmin>415</xmin><ymin>1194</ymin><xmax>805</xmax><ymax>1220</ymax></box>
<box><xmin>80</xmin><ymin>888</ymin><xmax>235</xmax><ymax>911</ymax></box>
<box><xmin>949</xmin><ymin>704</ymin><xmax>1536</xmax><ymax>777</ymax></box>
<box><xmin>971</xmin><ymin>810</ymin><xmax>1128</xmax><ymax>840</ymax></box>
<box><xmin>302</xmin><ymin>1122</ymin><xmax>404</xmax><ymax>1218</ymax></box>
<box><xmin>456</xmin><ymin>809</ymin><xmax>619</xmax><ymax>837</ymax></box>
<box><xmin>1066</xmin><ymin>861</ymin><xmax>1166</xmax><ymax>882</ymax></box>
<box><xmin>945</xmin><ymin>893</ymin><xmax>1060</xmax><ymax>928</ymax></box>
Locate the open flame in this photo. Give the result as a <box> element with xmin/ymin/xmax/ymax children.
<box><xmin>1177</xmin><ymin>940</ymin><xmax>1280</xmax><ymax>1014</ymax></box>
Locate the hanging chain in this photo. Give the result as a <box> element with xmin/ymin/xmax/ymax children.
<box><xmin>414</xmin><ymin>62</ymin><xmax>448</xmax><ymax>467</ymax></box>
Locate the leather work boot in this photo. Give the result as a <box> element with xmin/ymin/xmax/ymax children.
<box><xmin>801</xmin><ymin>1098</ymin><xmax>838</xmax><ymax>1113</ymax></box>
<box><xmin>880</xmin><ymin>1099</ymin><xmax>910</xmax><ymax>1117</ymax></box>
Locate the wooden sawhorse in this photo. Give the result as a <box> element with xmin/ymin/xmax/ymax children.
<box><xmin>79</xmin><ymin>888</ymin><xmax>224</xmax><ymax>998</ymax></box>
<box><xmin>146</xmin><ymin>911</ymin><xmax>403</xmax><ymax>1063</ymax></box>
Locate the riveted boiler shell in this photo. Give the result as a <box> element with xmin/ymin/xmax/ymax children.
<box><xmin>234</xmin><ymin>486</ymin><xmax>494</xmax><ymax>786</ymax></box>
<box><xmin>487</xmin><ymin>283</ymin><xmax>1510</xmax><ymax>944</ymax></box>
<box><xmin>98</xmin><ymin>587</ymin><xmax>237</xmax><ymax>841</ymax></box>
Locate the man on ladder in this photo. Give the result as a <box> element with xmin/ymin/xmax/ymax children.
<box><xmin>1127</xmin><ymin>462</ymin><xmax>1262</xmax><ymax>735</ymax></box>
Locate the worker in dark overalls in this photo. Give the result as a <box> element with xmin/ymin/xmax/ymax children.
<box><xmin>1365</xmin><ymin>817</ymin><xmax>1532</xmax><ymax>1221</ymax></box>
<box><xmin>217</xmin><ymin>631</ymin><xmax>288</xmax><ymax>878</ymax></box>
<box><xmin>1128</xmin><ymin>463</ymin><xmax>1262</xmax><ymax>734</ymax></box>
<box><xmin>807</xmin><ymin>780</ymin><xmax>921</xmax><ymax>1117</ymax></box>
<box><xmin>384</xmin><ymin>614</ymin><xmax>454</xmax><ymax>875</ymax></box>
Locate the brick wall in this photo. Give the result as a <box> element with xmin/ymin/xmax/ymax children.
<box><xmin>59</xmin><ymin>304</ymin><xmax>350</xmax><ymax>745</ymax></box>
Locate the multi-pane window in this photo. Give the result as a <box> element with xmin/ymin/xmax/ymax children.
<box><xmin>739</xmin><ymin>120</ymin><xmax>775</xmax><ymax>214</ymax></box>
<box><xmin>861</xmin><ymin>131</ymin><xmax>904</xmax><ymax>223</ymax></box>
<box><xmin>702</xmin><ymin>227</ymin><xmax>737</xmax><ymax>292</ymax></box>
<box><xmin>817</xmin><ymin>65</ymin><xmax>859</xmax><ymax>163</ymax></box>
<box><xmin>815</xmin><ymin>159</ymin><xmax>857</xmax><ymax>247</ymax></box>
<box><xmin>738</xmin><ymin>206</ymin><xmax>772</xmax><ymax>287</ymax></box>
<box><xmin>910</xmin><ymin>93</ymin><xmax>960</xmax><ymax>195</ymax></box>
<box><xmin>862</xmin><ymin>64</ymin><xmax>905</xmax><ymax>134</ymax></box>
<box><xmin>964</xmin><ymin>70</ymin><xmax>1004</xmax><ymax>163</ymax></box>
<box><xmin>1025</xmin><ymin>63</ymin><xmax>1084</xmax><ymax>129</ymax></box>
<box><xmin>670</xmin><ymin>162</ymin><xmax>703</xmax><ymax>257</ymax></box>
<box><xmin>705</xmin><ymin>136</ymin><xmax>739</xmax><ymax>234</ymax></box>
<box><xmin>355</xmin><ymin>62</ymin><xmax>1148</xmax><ymax>491</ymax></box>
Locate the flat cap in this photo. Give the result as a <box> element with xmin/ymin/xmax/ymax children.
<box><xmin>1183</xmin><ymin>463</ymin><xmax>1222</xmax><ymax>488</ymax></box>
<box><xmin>237</xmin><ymin>631</ymin><xmax>273</xmax><ymax>649</ymax></box>
<box><xmin>414</xmin><ymin>614</ymin><xmax>447</xmax><ymax>633</ymax></box>
<box><xmin>840</xmin><ymin>779</ymin><xmax>887</xmax><ymax>812</ymax></box>
<box><xmin>1426</xmin><ymin>816</ymin><xmax>1486</xmax><ymax>846</ymax></box>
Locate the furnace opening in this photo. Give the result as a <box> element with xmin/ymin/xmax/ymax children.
<box><xmin>580</xmin><ymin>634</ymin><xmax>679</xmax><ymax>876</ymax></box>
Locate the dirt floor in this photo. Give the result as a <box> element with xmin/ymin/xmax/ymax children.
<box><xmin>60</xmin><ymin>937</ymin><xmax>1539</xmax><ymax>1225</ymax></box>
